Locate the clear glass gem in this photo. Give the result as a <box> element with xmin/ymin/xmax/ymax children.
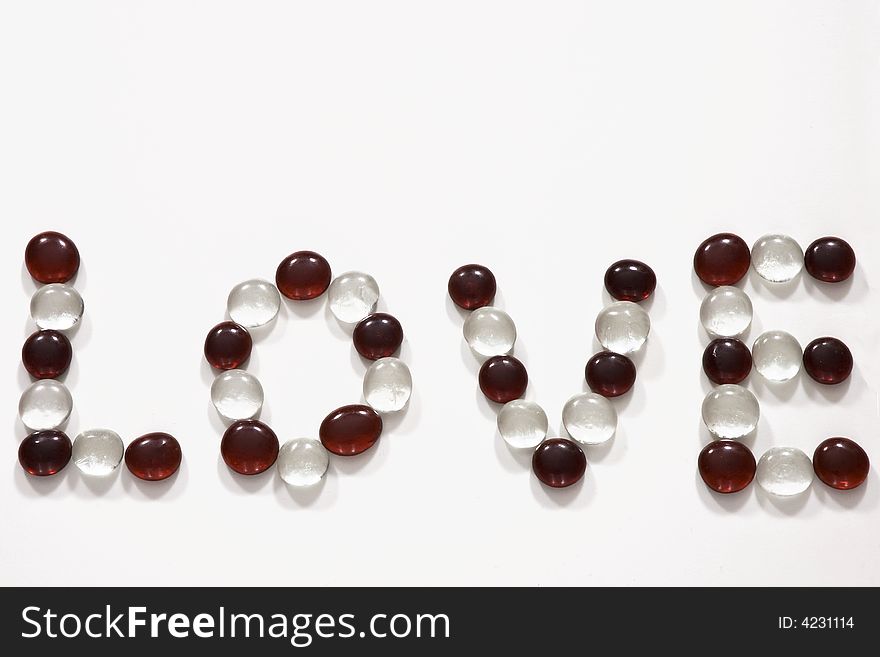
<box><xmin>701</xmin><ymin>384</ymin><xmax>759</xmax><ymax>439</ymax></box>
<box><xmin>751</xmin><ymin>234</ymin><xmax>804</xmax><ymax>283</ymax></box>
<box><xmin>363</xmin><ymin>357</ymin><xmax>412</xmax><ymax>413</ymax></box>
<box><xmin>227</xmin><ymin>279</ymin><xmax>281</xmax><ymax>328</ymax></box>
<box><xmin>756</xmin><ymin>446</ymin><xmax>813</xmax><ymax>497</ymax></box>
<box><xmin>72</xmin><ymin>428</ymin><xmax>124</xmax><ymax>476</ymax></box>
<box><xmin>594</xmin><ymin>301</ymin><xmax>650</xmax><ymax>354</ymax></box>
<box><xmin>277</xmin><ymin>438</ymin><xmax>330</xmax><ymax>487</ymax></box>
<box><xmin>30</xmin><ymin>284</ymin><xmax>84</xmax><ymax>331</ymax></box>
<box><xmin>699</xmin><ymin>286</ymin><xmax>753</xmax><ymax>338</ymax></box>
<box><xmin>752</xmin><ymin>330</ymin><xmax>802</xmax><ymax>382</ymax></box>
<box><xmin>562</xmin><ymin>392</ymin><xmax>617</xmax><ymax>445</ymax></box>
<box><xmin>463</xmin><ymin>306</ymin><xmax>516</xmax><ymax>358</ymax></box>
<box><xmin>327</xmin><ymin>271</ymin><xmax>380</xmax><ymax>324</ymax></box>
<box><xmin>211</xmin><ymin>369</ymin><xmax>263</xmax><ymax>421</ymax></box>
<box><xmin>18</xmin><ymin>379</ymin><xmax>73</xmax><ymax>431</ymax></box>
<box><xmin>497</xmin><ymin>400</ymin><xmax>548</xmax><ymax>449</ymax></box>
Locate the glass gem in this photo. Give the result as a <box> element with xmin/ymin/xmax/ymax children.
<box><xmin>448</xmin><ymin>264</ymin><xmax>497</xmax><ymax>310</ymax></box>
<box><xmin>72</xmin><ymin>428</ymin><xmax>124</xmax><ymax>476</ymax></box>
<box><xmin>702</xmin><ymin>338</ymin><xmax>752</xmax><ymax>385</ymax></box>
<box><xmin>320</xmin><ymin>404</ymin><xmax>382</xmax><ymax>456</ymax></box>
<box><xmin>532</xmin><ymin>438</ymin><xmax>587</xmax><ymax>489</ymax></box>
<box><xmin>125</xmin><ymin>432</ymin><xmax>182</xmax><ymax>481</ymax></box>
<box><xmin>751</xmin><ymin>234</ymin><xmax>803</xmax><ymax>283</ymax></box>
<box><xmin>497</xmin><ymin>400</ymin><xmax>548</xmax><ymax>449</ymax></box>
<box><xmin>276</xmin><ymin>250</ymin><xmax>332</xmax><ymax>300</ymax></box>
<box><xmin>698</xmin><ymin>440</ymin><xmax>756</xmax><ymax>494</ymax></box>
<box><xmin>221</xmin><ymin>420</ymin><xmax>279</xmax><ymax>475</ymax></box>
<box><xmin>22</xmin><ymin>329</ymin><xmax>72</xmax><ymax>379</ymax></box>
<box><xmin>693</xmin><ymin>232</ymin><xmax>751</xmax><ymax>286</ymax></box>
<box><xmin>804</xmin><ymin>237</ymin><xmax>856</xmax><ymax>283</ymax></box>
<box><xmin>204</xmin><ymin>321</ymin><xmax>252</xmax><ymax>370</ymax></box>
<box><xmin>699</xmin><ymin>286</ymin><xmax>752</xmax><ymax>338</ymax></box>
<box><xmin>701</xmin><ymin>384</ymin><xmax>759</xmax><ymax>439</ymax></box>
<box><xmin>813</xmin><ymin>437</ymin><xmax>869</xmax><ymax>490</ymax></box>
<box><xmin>603</xmin><ymin>259</ymin><xmax>656</xmax><ymax>302</ymax></box>
<box><xmin>227</xmin><ymin>279</ymin><xmax>280</xmax><ymax>328</ymax></box>
<box><xmin>19</xmin><ymin>379</ymin><xmax>73</xmax><ymax>431</ymax></box>
<box><xmin>327</xmin><ymin>271</ymin><xmax>380</xmax><ymax>324</ymax></box>
<box><xmin>19</xmin><ymin>430</ymin><xmax>72</xmax><ymax>476</ymax></box>
<box><xmin>752</xmin><ymin>330</ymin><xmax>802</xmax><ymax>382</ymax></box>
<box><xmin>479</xmin><ymin>355</ymin><xmax>528</xmax><ymax>404</ymax></box>
<box><xmin>463</xmin><ymin>306</ymin><xmax>516</xmax><ymax>358</ymax></box>
<box><xmin>30</xmin><ymin>283</ymin><xmax>84</xmax><ymax>331</ymax></box>
<box><xmin>562</xmin><ymin>392</ymin><xmax>617</xmax><ymax>445</ymax></box>
<box><xmin>278</xmin><ymin>438</ymin><xmax>330</xmax><ymax>487</ymax></box>
<box><xmin>755</xmin><ymin>446</ymin><xmax>812</xmax><ymax>497</ymax></box>
<box><xmin>803</xmin><ymin>337</ymin><xmax>853</xmax><ymax>385</ymax></box>
<box><xmin>585</xmin><ymin>351</ymin><xmax>636</xmax><ymax>397</ymax></box>
<box><xmin>353</xmin><ymin>313</ymin><xmax>404</xmax><ymax>360</ymax></box>
<box><xmin>363</xmin><ymin>357</ymin><xmax>412</xmax><ymax>413</ymax></box>
<box><xmin>25</xmin><ymin>231</ymin><xmax>80</xmax><ymax>284</ymax></box>
<box><xmin>595</xmin><ymin>301</ymin><xmax>650</xmax><ymax>354</ymax></box>
<box><xmin>210</xmin><ymin>369</ymin><xmax>263</xmax><ymax>421</ymax></box>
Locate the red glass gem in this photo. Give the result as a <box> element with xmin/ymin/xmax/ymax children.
<box><xmin>448</xmin><ymin>264</ymin><xmax>497</xmax><ymax>310</ymax></box>
<box><xmin>276</xmin><ymin>250</ymin><xmax>332</xmax><ymax>300</ymax></box>
<box><xmin>604</xmin><ymin>259</ymin><xmax>657</xmax><ymax>302</ymax></box>
<box><xmin>813</xmin><ymin>437</ymin><xmax>869</xmax><ymax>490</ymax></box>
<box><xmin>25</xmin><ymin>231</ymin><xmax>81</xmax><ymax>284</ymax></box>
<box><xmin>22</xmin><ymin>330</ymin><xmax>73</xmax><ymax>379</ymax></box>
<box><xmin>320</xmin><ymin>404</ymin><xmax>382</xmax><ymax>456</ymax></box>
<box><xmin>804</xmin><ymin>237</ymin><xmax>856</xmax><ymax>283</ymax></box>
<box><xmin>585</xmin><ymin>351</ymin><xmax>636</xmax><ymax>397</ymax></box>
<box><xmin>698</xmin><ymin>440</ymin><xmax>756</xmax><ymax>493</ymax></box>
<box><xmin>479</xmin><ymin>355</ymin><xmax>528</xmax><ymax>404</ymax></box>
<box><xmin>125</xmin><ymin>433</ymin><xmax>182</xmax><ymax>481</ymax></box>
<box><xmin>532</xmin><ymin>438</ymin><xmax>587</xmax><ymax>488</ymax></box>
<box><xmin>702</xmin><ymin>338</ymin><xmax>752</xmax><ymax>385</ymax></box>
<box><xmin>221</xmin><ymin>420</ymin><xmax>279</xmax><ymax>475</ymax></box>
<box><xmin>803</xmin><ymin>337</ymin><xmax>853</xmax><ymax>385</ymax></box>
<box><xmin>693</xmin><ymin>233</ymin><xmax>750</xmax><ymax>286</ymax></box>
<box><xmin>204</xmin><ymin>321</ymin><xmax>252</xmax><ymax>370</ymax></box>
<box><xmin>18</xmin><ymin>430</ymin><xmax>72</xmax><ymax>476</ymax></box>
<box><xmin>353</xmin><ymin>313</ymin><xmax>404</xmax><ymax>360</ymax></box>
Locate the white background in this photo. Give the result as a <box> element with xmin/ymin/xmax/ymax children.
<box><xmin>1</xmin><ymin>1</ymin><xmax>878</xmax><ymax>586</ymax></box>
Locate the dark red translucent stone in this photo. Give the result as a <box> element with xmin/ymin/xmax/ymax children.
<box><xmin>803</xmin><ymin>337</ymin><xmax>853</xmax><ymax>385</ymax></box>
<box><xmin>479</xmin><ymin>355</ymin><xmax>528</xmax><ymax>404</ymax></box>
<box><xmin>804</xmin><ymin>237</ymin><xmax>856</xmax><ymax>283</ymax></box>
<box><xmin>125</xmin><ymin>433</ymin><xmax>182</xmax><ymax>481</ymax></box>
<box><xmin>204</xmin><ymin>321</ymin><xmax>252</xmax><ymax>370</ymax></box>
<box><xmin>585</xmin><ymin>351</ymin><xmax>636</xmax><ymax>397</ymax></box>
<box><xmin>25</xmin><ymin>231</ymin><xmax>80</xmax><ymax>284</ymax></box>
<box><xmin>702</xmin><ymin>338</ymin><xmax>753</xmax><ymax>385</ymax></box>
<box><xmin>221</xmin><ymin>420</ymin><xmax>279</xmax><ymax>475</ymax></box>
<box><xmin>320</xmin><ymin>404</ymin><xmax>382</xmax><ymax>456</ymax></box>
<box><xmin>276</xmin><ymin>250</ymin><xmax>332</xmax><ymax>300</ymax></box>
<box><xmin>604</xmin><ymin>259</ymin><xmax>657</xmax><ymax>302</ymax></box>
<box><xmin>18</xmin><ymin>430</ymin><xmax>72</xmax><ymax>476</ymax></box>
<box><xmin>353</xmin><ymin>313</ymin><xmax>404</xmax><ymax>360</ymax></box>
<box><xmin>448</xmin><ymin>264</ymin><xmax>497</xmax><ymax>310</ymax></box>
<box><xmin>693</xmin><ymin>233</ymin><xmax>750</xmax><ymax>286</ymax></box>
<box><xmin>813</xmin><ymin>437</ymin><xmax>869</xmax><ymax>490</ymax></box>
<box><xmin>698</xmin><ymin>440</ymin><xmax>756</xmax><ymax>493</ymax></box>
<box><xmin>22</xmin><ymin>330</ymin><xmax>73</xmax><ymax>379</ymax></box>
<box><xmin>532</xmin><ymin>438</ymin><xmax>587</xmax><ymax>488</ymax></box>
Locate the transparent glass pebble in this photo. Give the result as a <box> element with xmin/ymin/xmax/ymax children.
<box><xmin>701</xmin><ymin>384</ymin><xmax>759</xmax><ymax>439</ymax></box>
<box><xmin>72</xmin><ymin>428</ymin><xmax>124</xmax><ymax>476</ymax></box>
<box><xmin>211</xmin><ymin>369</ymin><xmax>263</xmax><ymax>421</ymax></box>
<box><xmin>595</xmin><ymin>301</ymin><xmax>650</xmax><ymax>355</ymax></box>
<box><xmin>497</xmin><ymin>400</ymin><xmax>548</xmax><ymax>449</ymax></box>
<box><xmin>30</xmin><ymin>284</ymin><xmax>84</xmax><ymax>331</ymax></box>
<box><xmin>751</xmin><ymin>234</ymin><xmax>804</xmax><ymax>283</ymax></box>
<box><xmin>327</xmin><ymin>271</ymin><xmax>380</xmax><ymax>324</ymax></box>
<box><xmin>363</xmin><ymin>357</ymin><xmax>412</xmax><ymax>413</ymax></box>
<box><xmin>700</xmin><ymin>286</ymin><xmax>753</xmax><ymax>338</ymax></box>
<box><xmin>752</xmin><ymin>330</ymin><xmax>802</xmax><ymax>382</ymax></box>
<box><xmin>278</xmin><ymin>438</ymin><xmax>330</xmax><ymax>487</ymax></box>
<box><xmin>756</xmin><ymin>446</ymin><xmax>812</xmax><ymax>497</ymax></box>
<box><xmin>463</xmin><ymin>306</ymin><xmax>516</xmax><ymax>358</ymax></box>
<box><xmin>18</xmin><ymin>379</ymin><xmax>73</xmax><ymax>431</ymax></box>
<box><xmin>227</xmin><ymin>279</ymin><xmax>281</xmax><ymax>328</ymax></box>
<box><xmin>562</xmin><ymin>392</ymin><xmax>617</xmax><ymax>445</ymax></box>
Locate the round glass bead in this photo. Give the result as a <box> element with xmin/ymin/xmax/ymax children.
<box><xmin>698</xmin><ymin>440</ymin><xmax>756</xmax><ymax>494</ymax></box>
<box><xmin>448</xmin><ymin>264</ymin><xmax>496</xmax><ymax>310</ymax></box>
<box><xmin>701</xmin><ymin>384</ymin><xmax>759</xmax><ymax>439</ymax></box>
<box><xmin>752</xmin><ymin>330</ymin><xmax>802</xmax><ymax>382</ymax></box>
<box><xmin>479</xmin><ymin>355</ymin><xmax>528</xmax><ymax>404</ymax></box>
<box><xmin>585</xmin><ymin>351</ymin><xmax>636</xmax><ymax>397</ymax></box>
<box><xmin>363</xmin><ymin>357</ymin><xmax>412</xmax><ymax>413</ymax></box>
<box><xmin>497</xmin><ymin>400</ymin><xmax>547</xmax><ymax>449</ymax></box>
<box><xmin>562</xmin><ymin>392</ymin><xmax>617</xmax><ymax>445</ymax></box>
<box><xmin>813</xmin><ymin>437</ymin><xmax>869</xmax><ymax>490</ymax></box>
<box><xmin>702</xmin><ymin>338</ymin><xmax>752</xmax><ymax>385</ymax></box>
<box><xmin>604</xmin><ymin>259</ymin><xmax>657</xmax><ymax>302</ymax></box>
<box><xmin>204</xmin><ymin>321</ymin><xmax>252</xmax><ymax>370</ymax></box>
<box><xmin>463</xmin><ymin>306</ymin><xmax>516</xmax><ymax>358</ymax></box>
<box><xmin>72</xmin><ymin>429</ymin><xmax>124</xmax><ymax>477</ymax></box>
<box><xmin>804</xmin><ymin>237</ymin><xmax>856</xmax><ymax>283</ymax></box>
<box><xmin>694</xmin><ymin>232</ymin><xmax>751</xmax><ymax>286</ymax></box>
<box><xmin>210</xmin><ymin>369</ymin><xmax>264</xmax><ymax>421</ymax></box>
<box><xmin>532</xmin><ymin>438</ymin><xmax>587</xmax><ymax>489</ymax></box>
<box><xmin>30</xmin><ymin>283</ymin><xmax>84</xmax><ymax>331</ymax></box>
<box><xmin>699</xmin><ymin>286</ymin><xmax>752</xmax><ymax>338</ymax></box>
<box><xmin>221</xmin><ymin>420</ymin><xmax>279</xmax><ymax>475</ymax></box>
<box><xmin>594</xmin><ymin>301</ymin><xmax>650</xmax><ymax>354</ymax></box>
<box><xmin>327</xmin><ymin>271</ymin><xmax>380</xmax><ymax>324</ymax></box>
<box><xmin>22</xmin><ymin>329</ymin><xmax>72</xmax><ymax>379</ymax></box>
<box><xmin>19</xmin><ymin>430</ymin><xmax>72</xmax><ymax>476</ymax></box>
<box><xmin>19</xmin><ymin>379</ymin><xmax>72</xmax><ymax>431</ymax></box>
<box><xmin>278</xmin><ymin>438</ymin><xmax>330</xmax><ymax>487</ymax></box>
<box><xmin>275</xmin><ymin>250</ymin><xmax>332</xmax><ymax>300</ymax></box>
<box><xmin>320</xmin><ymin>404</ymin><xmax>383</xmax><ymax>456</ymax></box>
<box><xmin>755</xmin><ymin>446</ymin><xmax>813</xmax><ymax>497</ymax></box>
<box><xmin>227</xmin><ymin>279</ymin><xmax>280</xmax><ymax>328</ymax></box>
<box><xmin>353</xmin><ymin>313</ymin><xmax>404</xmax><ymax>360</ymax></box>
<box><xmin>803</xmin><ymin>337</ymin><xmax>853</xmax><ymax>385</ymax></box>
<box><xmin>25</xmin><ymin>231</ymin><xmax>80</xmax><ymax>284</ymax></box>
<box><xmin>125</xmin><ymin>433</ymin><xmax>182</xmax><ymax>481</ymax></box>
<box><xmin>751</xmin><ymin>234</ymin><xmax>804</xmax><ymax>283</ymax></box>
